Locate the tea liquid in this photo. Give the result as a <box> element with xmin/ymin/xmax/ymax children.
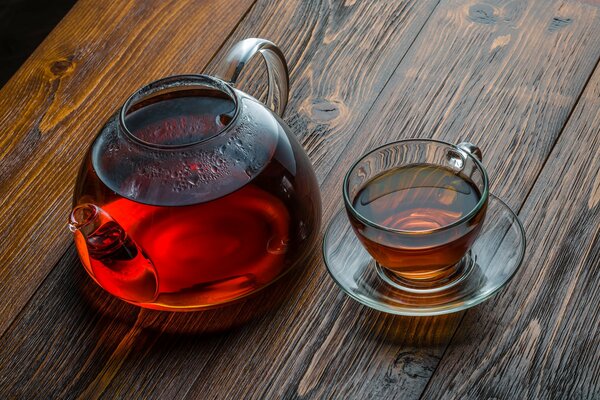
<box><xmin>350</xmin><ymin>164</ymin><xmax>484</xmax><ymax>278</ymax></box>
<box><xmin>353</xmin><ymin>164</ymin><xmax>480</xmax><ymax>231</ymax></box>
<box><xmin>95</xmin><ymin>185</ymin><xmax>290</xmax><ymax>306</ymax></box>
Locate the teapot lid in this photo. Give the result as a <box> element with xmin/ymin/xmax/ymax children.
<box><xmin>91</xmin><ymin>75</ymin><xmax>282</xmax><ymax>206</ymax></box>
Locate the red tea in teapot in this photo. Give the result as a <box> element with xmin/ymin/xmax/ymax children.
<box><xmin>72</xmin><ymin>82</ymin><xmax>321</xmax><ymax>310</ymax></box>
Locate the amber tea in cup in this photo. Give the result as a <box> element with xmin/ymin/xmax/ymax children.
<box><xmin>344</xmin><ymin>140</ymin><xmax>488</xmax><ymax>283</ymax></box>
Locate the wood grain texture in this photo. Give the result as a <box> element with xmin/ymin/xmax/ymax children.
<box><xmin>421</xmin><ymin>61</ymin><xmax>600</xmax><ymax>400</ymax></box>
<box><xmin>0</xmin><ymin>0</ymin><xmax>257</xmax><ymax>336</ymax></box>
<box><xmin>322</xmin><ymin>0</ymin><xmax>600</xmax><ymax>211</ymax></box>
<box><xmin>262</xmin><ymin>0</ymin><xmax>600</xmax><ymax>397</ymax></box>
<box><xmin>201</xmin><ymin>8</ymin><xmax>600</xmax><ymax>395</ymax></box>
<box><xmin>1</xmin><ymin>0</ymin><xmax>600</xmax><ymax>399</ymax></box>
<box><xmin>304</xmin><ymin>1</ymin><xmax>600</xmax><ymax>397</ymax></box>
<box><xmin>0</xmin><ymin>0</ymin><xmax>442</xmax><ymax>398</ymax></box>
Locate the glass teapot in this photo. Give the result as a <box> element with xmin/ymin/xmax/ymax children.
<box><xmin>69</xmin><ymin>38</ymin><xmax>322</xmax><ymax>310</ymax></box>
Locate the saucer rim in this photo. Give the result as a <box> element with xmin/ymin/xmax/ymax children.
<box><xmin>322</xmin><ymin>193</ymin><xmax>527</xmax><ymax>316</ymax></box>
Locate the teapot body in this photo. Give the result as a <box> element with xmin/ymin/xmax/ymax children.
<box><xmin>70</xmin><ymin>43</ymin><xmax>321</xmax><ymax>310</ymax></box>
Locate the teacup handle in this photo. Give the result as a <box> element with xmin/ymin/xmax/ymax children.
<box><xmin>218</xmin><ymin>38</ymin><xmax>289</xmax><ymax>117</ymax></box>
<box><xmin>457</xmin><ymin>142</ymin><xmax>483</xmax><ymax>161</ymax></box>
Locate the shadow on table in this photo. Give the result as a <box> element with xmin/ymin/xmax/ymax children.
<box><xmin>0</xmin><ymin>246</ymin><xmax>312</xmax><ymax>396</ymax></box>
<box><xmin>350</xmin><ymin>305</ymin><xmax>465</xmax><ymax>348</ymax></box>
<box><xmin>75</xmin><ymin>249</ymin><xmax>307</xmax><ymax>337</ymax></box>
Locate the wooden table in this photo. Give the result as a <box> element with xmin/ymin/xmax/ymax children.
<box><xmin>1</xmin><ymin>0</ymin><xmax>599</xmax><ymax>398</ymax></box>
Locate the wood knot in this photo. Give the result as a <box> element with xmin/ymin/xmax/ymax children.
<box><xmin>392</xmin><ymin>350</ymin><xmax>437</xmax><ymax>380</ymax></box>
<box><xmin>308</xmin><ymin>98</ymin><xmax>342</xmax><ymax>123</ymax></box>
<box><xmin>548</xmin><ymin>17</ymin><xmax>572</xmax><ymax>32</ymax></box>
<box><xmin>490</xmin><ymin>34</ymin><xmax>511</xmax><ymax>51</ymax></box>
<box><xmin>49</xmin><ymin>58</ymin><xmax>75</xmax><ymax>77</ymax></box>
<box><xmin>468</xmin><ymin>4</ymin><xmax>497</xmax><ymax>24</ymax></box>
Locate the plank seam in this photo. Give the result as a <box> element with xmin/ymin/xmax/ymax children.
<box><xmin>514</xmin><ymin>52</ymin><xmax>600</xmax><ymax>216</ymax></box>
<box><xmin>202</xmin><ymin>0</ymin><xmax>260</xmax><ymax>75</ymax></box>
<box><xmin>180</xmin><ymin>1</ymin><xmax>445</xmax><ymax>399</ymax></box>
<box><xmin>0</xmin><ymin>244</ymin><xmax>73</xmax><ymax>342</ymax></box>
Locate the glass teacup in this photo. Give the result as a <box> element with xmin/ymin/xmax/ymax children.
<box><xmin>343</xmin><ymin>139</ymin><xmax>488</xmax><ymax>288</ymax></box>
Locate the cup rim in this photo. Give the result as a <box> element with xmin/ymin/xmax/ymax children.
<box><xmin>342</xmin><ymin>139</ymin><xmax>489</xmax><ymax>235</ymax></box>
<box><xmin>119</xmin><ymin>74</ymin><xmax>240</xmax><ymax>150</ymax></box>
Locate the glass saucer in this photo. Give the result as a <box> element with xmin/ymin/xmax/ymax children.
<box><xmin>322</xmin><ymin>194</ymin><xmax>526</xmax><ymax>316</ymax></box>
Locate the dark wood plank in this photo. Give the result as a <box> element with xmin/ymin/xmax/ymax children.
<box><xmin>0</xmin><ymin>0</ymin><xmax>442</xmax><ymax>398</ymax></box>
<box><xmin>0</xmin><ymin>248</ymin><xmax>149</xmax><ymax>399</ymax></box>
<box><xmin>0</xmin><ymin>0</ymin><xmax>257</xmax><ymax>336</ymax></box>
<box><xmin>289</xmin><ymin>2</ymin><xmax>600</xmax><ymax>398</ymax></box>
<box><xmin>2</xmin><ymin>1</ymin><xmax>600</xmax><ymax>399</ymax></box>
<box><xmin>322</xmin><ymin>0</ymin><xmax>600</xmax><ymax>211</ymax></box>
<box><xmin>421</xmin><ymin>60</ymin><xmax>600</xmax><ymax>400</ymax></box>
<box><xmin>208</xmin><ymin>0</ymin><xmax>441</xmax><ymax>186</ymax></box>
<box><xmin>183</xmin><ymin>1</ymin><xmax>600</xmax><ymax>399</ymax></box>
<box><xmin>182</xmin><ymin>1</ymin><xmax>600</xmax><ymax>398</ymax></box>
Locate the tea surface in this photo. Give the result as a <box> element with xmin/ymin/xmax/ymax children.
<box><xmin>353</xmin><ymin>164</ymin><xmax>481</xmax><ymax>231</ymax></box>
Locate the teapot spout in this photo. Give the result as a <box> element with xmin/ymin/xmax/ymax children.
<box><xmin>69</xmin><ymin>204</ymin><xmax>158</xmax><ymax>303</ymax></box>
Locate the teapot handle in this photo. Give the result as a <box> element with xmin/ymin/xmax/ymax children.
<box><xmin>217</xmin><ymin>38</ymin><xmax>289</xmax><ymax>117</ymax></box>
